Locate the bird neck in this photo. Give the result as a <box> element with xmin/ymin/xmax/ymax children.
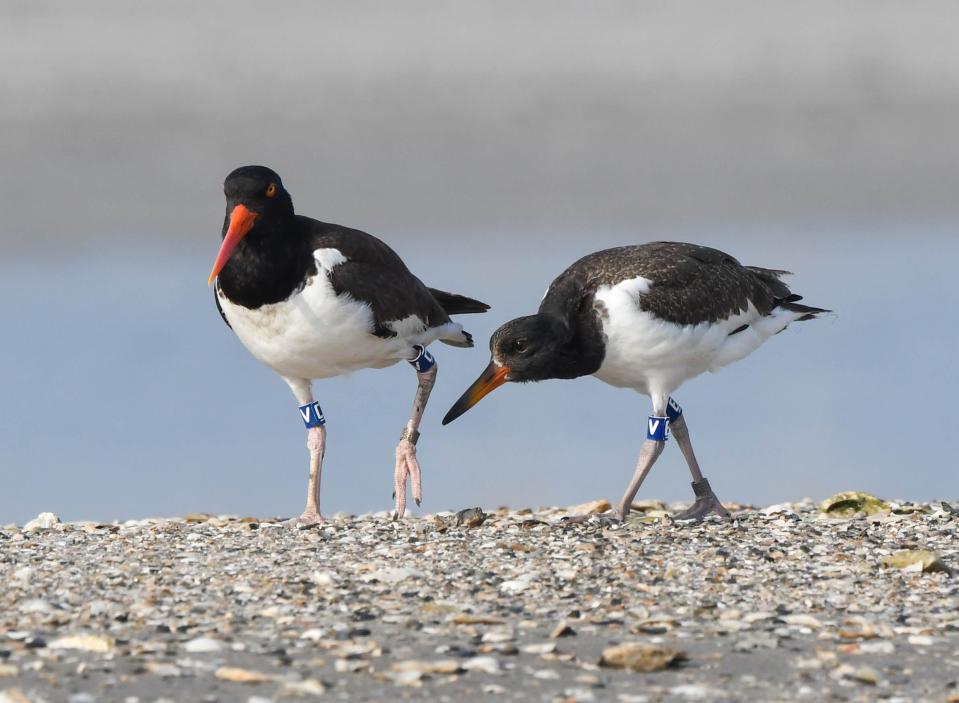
<box><xmin>537</xmin><ymin>314</ymin><xmax>604</xmax><ymax>380</ymax></box>
<box><xmin>217</xmin><ymin>217</ymin><xmax>313</xmax><ymax>308</ymax></box>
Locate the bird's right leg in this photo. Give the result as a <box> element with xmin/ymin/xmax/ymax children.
<box><xmin>665</xmin><ymin>397</ymin><xmax>730</xmax><ymax>521</ymax></box>
<box><xmin>283</xmin><ymin>377</ymin><xmax>326</xmax><ymax>528</ymax></box>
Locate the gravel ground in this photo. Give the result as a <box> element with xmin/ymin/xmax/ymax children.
<box><xmin>1</xmin><ymin>499</ymin><xmax>958</xmax><ymax>703</ymax></box>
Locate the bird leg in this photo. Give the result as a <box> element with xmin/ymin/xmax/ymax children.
<box><xmin>615</xmin><ymin>436</ymin><xmax>667</xmax><ymax>521</ymax></box>
<box><xmin>393</xmin><ymin>346</ymin><xmax>437</xmax><ymax>519</ymax></box>
<box><xmin>667</xmin><ymin>400</ymin><xmax>730</xmax><ymax>521</ymax></box>
<box><xmin>566</xmin><ymin>409</ymin><xmax>670</xmax><ymax>524</ymax></box>
<box><xmin>284</xmin><ymin>424</ymin><xmax>326</xmax><ymax>527</ymax></box>
<box><xmin>282</xmin><ymin>379</ymin><xmax>327</xmax><ymax>528</ymax></box>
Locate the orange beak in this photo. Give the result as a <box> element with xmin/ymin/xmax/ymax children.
<box><xmin>208</xmin><ymin>204</ymin><xmax>258</xmax><ymax>285</ymax></box>
<box><xmin>442</xmin><ymin>361</ymin><xmax>510</xmax><ymax>425</ymax></box>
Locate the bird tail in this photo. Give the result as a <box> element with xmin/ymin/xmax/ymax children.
<box><xmin>747</xmin><ymin>266</ymin><xmax>830</xmax><ymax>322</ymax></box>
<box><xmin>428</xmin><ymin>288</ymin><xmax>490</xmax><ymax>315</ymax></box>
<box><xmin>778</xmin><ymin>296</ymin><xmax>831</xmax><ymax>322</ymax></box>
<box><xmin>438</xmin><ymin>325</ymin><xmax>474</xmax><ymax>348</ymax></box>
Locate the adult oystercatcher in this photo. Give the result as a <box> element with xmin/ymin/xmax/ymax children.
<box><xmin>209</xmin><ymin>165</ymin><xmax>488</xmax><ymax>525</ymax></box>
<box><xmin>443</xmin><ymin>242</ymin><xmax>827</xmax><ymax>521</ymax></box>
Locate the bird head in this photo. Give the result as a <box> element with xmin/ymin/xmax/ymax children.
<box><xmin>208</xmin><ymin>165</ymin><xmax>294</xmax><ymax>285</ymax></box>
<box><xmin>442</xmin><ymin>314</ymin><xmax>569</xmax><ymax>425</ymax></box>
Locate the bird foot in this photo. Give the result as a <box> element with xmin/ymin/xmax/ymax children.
<box><xmin>671</xmin><ymin>477</ymin><xmax>731</xmax><ymax>522</ymax></box>
<box><xmin>392</xmin><ymin>439</ymin><xmax>423</xmax><ymax>519</ymax></box>
<box><xmin>282</xmin><ymin>509</ymin><xmax>324</xmax><ymax>529</ymax></box>
<box><xmin>672</xmin><ymin>495</ymin><xmax>730</xmax><ymax>522</ymax></box>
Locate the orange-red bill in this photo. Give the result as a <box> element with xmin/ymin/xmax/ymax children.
<box><xmin>442</xmin><ymin>361</ymin><xmax>510</xmax><ymax>425</ymax></box>
<box><xmin>208</xmin><ymin>204</ymin><xmax>258</xmax><ymax>285</ymax></box>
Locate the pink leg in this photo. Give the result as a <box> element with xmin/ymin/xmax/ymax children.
<box><xmin>283</xmin><ymin>425</ymin><xmax>326</xmax><ymax>527</ymax></box>
<box><xmin>615</xmin><ymin>394</ymin><xmax>669</xmax><ymax>520</ymax></box>
<box><xmin>282</xmin><ymin>377</ymin><xmax>326</xmax><ymax>528</ymax></box>
<box><xmin>615</xmin><ymin>438</ymin><xmax>666</xmax><ymax>520</ymax></box>
<box><xmin>393</xmin><ymin>363</ymin><xmax>437</xmax><ymax>519</ymax></box>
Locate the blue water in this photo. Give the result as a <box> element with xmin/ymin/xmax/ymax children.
<box><xmin>2</xmin><ymin>221</ymin><xmax>956</xmax><ymax>524</ymax></box>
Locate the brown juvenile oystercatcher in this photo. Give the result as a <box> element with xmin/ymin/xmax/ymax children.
<box><xmin>443</xmin><ymin>242</ymin><xmax>827</xmax><ymax>521</ymax></box>
<box><xmin>209</xmin><ymin>165</ymin><xmax>488</xmax><ymax>526</ymax></box>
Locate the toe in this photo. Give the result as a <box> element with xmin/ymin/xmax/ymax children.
<box><xmin>283</xmin><ymin>511</ymin><xmax>323</xmax><ymax>529</ymax></box>
<box><xmin>409</xmin><ymin>459</ymin><xmax>423</xmax><ymax>506</ymax></box>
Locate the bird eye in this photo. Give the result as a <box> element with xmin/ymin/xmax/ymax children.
<box><xmin>265</xmin><ymin>183</ymin><xmax>277</xmax><ymax>198</ymax></box>
<box><xmin>513</xmin><ymin>339</ymin><xmax>528</xmax><ymax>353</ymax></box>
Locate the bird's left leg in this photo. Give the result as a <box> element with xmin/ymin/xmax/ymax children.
<box><xmin>666</xmin><ymin>397</ymin><xmax>730</xmax><ymax>521</ymax></box>
<box><xmin>613</xmin><ymin>396</ymin><xmax>671</xmax><ymax>521</ymax></box>
<box><xmin>393</xmin><ymin>345</ymin><xmax>437</xmax><ymax>519</ymax></box>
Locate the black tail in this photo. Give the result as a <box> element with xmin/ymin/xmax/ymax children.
<box><xmin>747</xmin><ymin>266</ymin><xmax>830</xmax><ymax>321</ymax></box>
<box><xmin>428</xmin><ymin>288</ymin><xmax>490</xmax><ymax>315</ymax></box>
<box><xmin>778</xmin><ymin>298</ymin><xmax>831</xmax><ymax>321</ymax></box>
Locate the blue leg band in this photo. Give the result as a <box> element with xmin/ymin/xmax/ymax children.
<box><xmin>647</xmin><ymin>416</ymin><xmax>670</xmax><ymax>442</ymax></box>
<box><xmin>666</xmin><ymin>397</ymin><xmax>683</xmax><ymax>423</ymax></box>
<box><xmin>298</xmin><ymin>401</ymin><xmax>326</xmax><ymax>428</ymax></box>
<box><xmin>407</xmin><ymin>345</ymin><xmax>436</xmax><ymax>373</ymax></box>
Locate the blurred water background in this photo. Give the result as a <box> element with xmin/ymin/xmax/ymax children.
<box><xmin>2</xmin><ymin>1</ymin><xmax>957</xmax><ymax>523</ymax></box>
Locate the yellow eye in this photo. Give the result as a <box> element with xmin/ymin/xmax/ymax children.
<box><xmin>265</xmin><ymin>183</ymin><xmax>277</xmax><ymax>198</ymax></box>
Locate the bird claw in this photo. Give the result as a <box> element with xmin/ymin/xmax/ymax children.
<box><xmin>393</xmin><ymin>439</ymin><xmax>423</xmax><ymax>519</ymax></box>
<box><xmin>672</xmin><ymin>495</ymin><xmax>731</xmax><ymax>522</ymax></box>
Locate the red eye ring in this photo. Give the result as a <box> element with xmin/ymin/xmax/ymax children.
<box><xmin>265</xmin><ymin>183</ymin><xmax>277</xmax><ymax>198</ymax></box>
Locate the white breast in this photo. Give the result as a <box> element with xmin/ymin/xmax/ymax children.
<box><xmin>218</xmin><ymin>248</ymin><xmax>445</xmax><ymax>380</ymax></box>
<box><xmin>591</xmin><ymin>275</ymin><xmax>802</xmax><ymax>397</ymax></box>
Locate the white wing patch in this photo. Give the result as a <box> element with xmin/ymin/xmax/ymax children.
<box><xmin>613</xmin><ymin>274</ymin><xmax>653</xmax><ymax>301</ymax></box>
<box><xmin>592</xmin><ymin>275</ymin><xmax>803</xmax><ymax>397</ymax></box>
<box><xmin>314</xmin><ymin>248</ymin><xmax>348</xmax><ymax>272</ymax></box>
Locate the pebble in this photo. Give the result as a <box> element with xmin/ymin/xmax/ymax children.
<box><xmin>361</xmin><ymin>566</ymin><xmax>425</xmax><ymax>584</ymax></box>
<box><xmin>481</xmin><ymin>629</ymin><xmax>515</xmax><ymax>644</ymax></box>
<box><xmin>389</xmin><ymin>659</ymin><xmax>461</xmax><ymax>675</ymax></box>
<box><xmin>23</xmin><ymin>512</ymin><xmax>61</xmax><ymax>531</ymax></box>
<box><xmin>670</xmin><ymin>684</ymin><xmax>724</xmax><ymax>699</ymax></box>
<box><xmin>598</xmin><ymin>642</ymin><xmax>685</xmax><ymax>672</ymax></box>
<box><xmin>881</xmin><ymin>550</ymin><xmax>949</xmax><ymax>573</ymax></box>
<box><xmin>214</xmin><ymin>666</ymin><xmax>274</xmax><ymax>683</ymax></box>
<box><xmin>143</xmin><ymin>662</ymin><xmax>182</xmax><ymax>677</ymax></box>
<box><xmin>48</xmin><ymin>635</ymin><xmax>114</xmax><ymax>653</ymax></box>
<box><xmin>499</xmin><ymin>578</ymin><xmax>531</xmax><ymax>594</ymax></box>
<box><xmin>462</xmin><ymin>656</ymin><xmax>501</xmax><ymax>674</ymax></box>
<box><xmin>184</xmin><ymin>637</ymin><xmax>223</xmax><ymax>653</ymax></box>
<box><xmin>550</xmin><ymin>621</ymin><xmax>576</xmax><ymax>638</ymax></box>
<box><xmin>281</xmin><ymin>679</ymin><xmax>326</xmax><ymax>697</ymax></box>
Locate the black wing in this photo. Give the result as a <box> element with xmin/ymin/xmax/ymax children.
<box><xmin>307</xmin><ymin>219</ymin><xmax>452</xmax><ymax>339</ymax></box>
<box><xmin>542</xmin><ymin>241</ymin><xmax>820</xmax><ymax>327</ymax></box>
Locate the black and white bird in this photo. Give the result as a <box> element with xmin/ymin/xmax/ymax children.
<box><xmin>443</xmin><ymin>242</ymin><xmax>827</xmax><ymax>521</ymax></box>
<box><xmin>209</xmin><ymin>165</ymin><xmax>488</xmax><ymax>525</ymax></box>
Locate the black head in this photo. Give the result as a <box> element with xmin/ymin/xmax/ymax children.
<box><xmin>490</xmin><ymin>314</ymin><xmax>570</xmax><ymax>383</ymax></box>
<box><xmin>442</xmin><ymin>313</ymin><xmax>572</xmax><ymax>425</ymax></box>
<box><xmin>209</xmin><ymin>165</ymin><xmax>295</xmax><ymax>284</ymax></box>
<box><xmin>223</xmin><ymin>165</ymin><xmax>294</xmax><ymax>220</ymax></box>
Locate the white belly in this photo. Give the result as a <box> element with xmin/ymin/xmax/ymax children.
<box><xmin>591</xmin><ymin>276</ymin><xmax>800</xmax><ymax>397</ymax></box>
<box><xmin>219</xmin><ymin>273</ymin><xmax>433</xmax><ymax>380</ymax></box>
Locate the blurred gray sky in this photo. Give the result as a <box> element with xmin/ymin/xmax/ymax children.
<box><xmin>5</xmin><ymin>0</ymin><xmax>959</xmax><ymax>248</ymax></box>
<box><xmin>2</xmin><ymin>2</ymin><xmax>957</xmax><ymax>523</ymax></box>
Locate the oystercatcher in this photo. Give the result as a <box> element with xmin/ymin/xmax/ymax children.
<box><xmin>443</xmin><ymin>242</ymin><xmax>828</xmax><ymax>521</ymax></box>
<box><xmin>209</xmin><ymin>165</ymin><xmax>488</xmax><ymax>525</ymax></box>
